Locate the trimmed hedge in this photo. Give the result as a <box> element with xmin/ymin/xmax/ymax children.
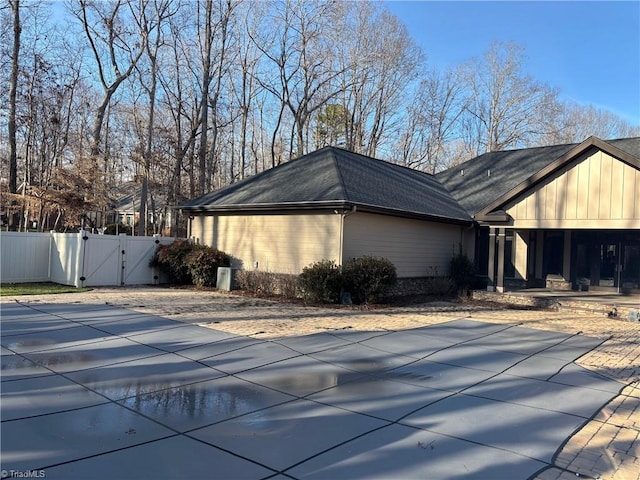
<box><xmin>151</xmin><ymin>240</ymin><xmax>230</xmax><ymax>287</ymax></box>
<box><xmin>343</xmin><ymin>256</ymin><xmax>397</xmax><ymax>304</ymax></box>
<box><xmin>185</xmin><ymin>245</ymin><xmax>231</xmax><ymax>287</ymax></box>
<box><xmin>298</xmin><ymin>256</ymin><xmax>397</xmax><ymax>304</ymax></box>
<box><xmin>298</xmin><ymin>259</ymin><xmax>343</xmax><ymax>304</ymax></box>
<box><xmin>235</xmin><ymin>270</ymin><xmax>299</xmax><ymax>299</ymax></box>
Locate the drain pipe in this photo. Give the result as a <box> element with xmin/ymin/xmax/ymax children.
<box><xmin>337</xmin><ymin>205</ymin><xmax>357</xmax><ymax>267</ymax></box>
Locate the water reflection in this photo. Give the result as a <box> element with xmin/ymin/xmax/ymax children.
<box><xmin>118</xmin><ymin>377</ymin><xmax>293</xmax><ymax>429</ymax></box>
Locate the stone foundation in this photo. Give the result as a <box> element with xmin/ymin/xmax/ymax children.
<box><xmin>388</xmin><ymin>277</ymin><xmax>431</xmax><ymax>297</ymax></box>
<box><xmin>471</xmin><ymin>290</ymin><xmax>558</xmax><ymax>309</ymax></box>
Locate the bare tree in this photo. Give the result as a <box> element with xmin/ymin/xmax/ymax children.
<box><xmin>196</xmin><ymin>0</ymin><xmax>236</xmax><ymax>195</ymax></box>
<box><xmin>70</xmin><ymin>0</ymin><xmax>147</xmax><ymax>159</ymax></box>
<box><xmin>543</xmin><ymin>102</ymin><xmax>640</xmax><ymax>145</ymax></box>
<box><xmin>335</xmin><ymin>1</ymin><xmax>422</xmax><ymax>157</ymax></box>
<box><xmin>394</xmin><ymin>66</ymin><xmax>468</xmax><ymax>172</ymax></box>
<box><xmin>7</xmin><ymin>0</ymin><xmax>20</xmax><ymax>230</ymax></box>
<box><xmin>250</xmin><ymin>0</ymin><xmax>347</xmax><ymax>162</ymax></box>
<box><xmin>134</xmin><ymin>0</ymin><xmax>176</xmax><ymax>235</ymax></box>
<box><xmin>461</xmin><ymin>42</ymin><xmax>560</xmax><ymax>155</ymax></box>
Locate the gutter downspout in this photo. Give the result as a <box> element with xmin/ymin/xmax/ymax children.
<box><xmin>338</xmin><ymin>205</ymin><xmax>357</xmax><ymax>268</ymax></box>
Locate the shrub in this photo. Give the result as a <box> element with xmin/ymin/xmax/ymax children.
<box><xmin>184</xmin><ymin>245</ymin><xmax>231</xmax><ymax>287</ymax></box>
<box><xmin>343</xmin><ymin>256</ymin><xmax>397</xmax><ymax>304</ymax></box>
<box><xmin>236</xmin><ymin>270</ymin><xmax>277</xmax><ymax>296</ymax></box>
<box><xmin>151</xmin><ymin>240</ymin><xmax>194</xmax><ymax>284</ymax></box>
<box><xmin>276</xmin><ymin>273</ymin><xmax>300</xmax><ymax>299</ymax></box>
<box><xmin>236</xmin><ymin>270</ymin><xmax>299</xmax><ymax>299</ymax></box>
<box><xmin>450</xmin><ymin>253</ymin><xmax>476</xmax><ymax>295</ymax></box>
<box><xmin>298</xmin><ymin>259</ymin><xmax>343</xmax><ymax>304</ymax></box>
<box><xmin>150</xmin><ymin>240</ymin><xmax>231</xmax><ymax>286</ymax></box>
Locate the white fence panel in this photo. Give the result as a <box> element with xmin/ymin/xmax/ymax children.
<box><xmin>50</xmin><ymin>232</ymin><xmax>82</xmax><ymax>286</ymax></box>
<box><xmin>0</xmin><ymin>232</ymin><xmax>51</xmax><ymax>283</ymax></box>
<box><xmin>81</xmin><ymin>233</ymin><xmax>123</xmax><ymax>287</ymax></box>
<box><xmin>123</xmin><ymin>235</ymin><xmax>162</xmax><ymax>285</ymax></box>
<box><xmin>1</xmin><ymin>230</ymin><xmax>179</xmax><ymax>287</ymax></box>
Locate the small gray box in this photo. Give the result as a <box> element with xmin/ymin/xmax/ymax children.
<box><xmin>216</xmin><ymin>267</ymin><xmax>237</xmax><ymax>291</ymax></box>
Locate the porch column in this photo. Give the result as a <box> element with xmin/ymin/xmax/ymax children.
<box><xmin>563</xmin><ymin>230</ymin><xmax>571</xmax><ymax>281</ymax></box>
<box><xmin>496</xmin><ymin>228</ymin><xmax>506</xmax><ymax>293</ymax></box>
<box><xmin>514</xmin><ymin>230</ymin><xmax>529</xmax><ymax>280</ymax></box>
<box><xmin>487</xmin><ymin>228</ymin><xmax>497</xmax><ymax>291</ymax></box>
<box><xmin>535</xmin><ymin>230</ymin><xmax>544</xmax><ymax>279</ymax></box>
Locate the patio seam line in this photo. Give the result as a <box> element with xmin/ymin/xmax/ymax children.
<box><xmin>3</xmin><ymin>335</ymin><xmax>289</xmax><ymax>474</ymax></box>
<box><xmin>391</xmin><ymin>329</ymin><xmax>618</xmax><ymax>425</ymax></box>
<box><xmin>270</xmin><ymin>323</ymin><xmax>617</xmax><ymax>474</ymax></box>
<box><xmin>279</xmin><ymin>418</ymin><xmax>550</xmax><ymax>477</ymax></box>
<box><xmin>32</xmin><ymin>433</ymin><xmax>281</xmax><ymax>478</ymax></box>
<box><xmin>4</xmin><ymin>433</ymin><xmax>179</xmax><ymax>475</ymax></box>
<box><xmin>302</xmin><ymin>320</ymin><xmax>523</xmax><ymax>379</ymax></box>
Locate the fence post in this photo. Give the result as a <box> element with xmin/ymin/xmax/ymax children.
<box><xmin>151</xmin><ymin>234</ymin><xmax>161</xmax><ymax>285</ymax></box>
<box><xmin>48</xmin><ymin>231</ymin><xmax>54</xmax><ymax>282</ymax></box>
<box><xmin>119</xmin><ymin>233</ymin><xmax>127</xmax><ymax>286</ymax></box>
<box><xmin>77</xmin><ymin>229</ymin><xmax>88</xmax><ymax>288</ymax></box>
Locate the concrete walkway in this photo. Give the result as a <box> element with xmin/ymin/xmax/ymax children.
<box><xmin>1</xmin><ymin>287</ymin><xmax>639</xmax><ymax>479</ymax></box>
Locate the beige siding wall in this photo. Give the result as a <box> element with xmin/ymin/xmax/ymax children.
<box><xmin>342</xmin><ymin>212</ymin><xmax>469</xmax><ymax>278</ymax></box>
<box><xmin>190</xmin><ymin>213</ymin><xmax>341</xmax><ymax>274</ymax></box>
<box><xmin>506</xmin><ymin>151</ymin><xmax>640</xmax><ymax>229</ymax></box>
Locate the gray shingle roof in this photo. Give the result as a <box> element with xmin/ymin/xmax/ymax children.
<box><xmin>181</xmin><ymin>146</ymin><xmax>472</xmax><ymax>223</ymax></box>
<box><xmin>436</xmin><ymin>137</ymin><xmax>640</xmax><ymax>216</ymax></box>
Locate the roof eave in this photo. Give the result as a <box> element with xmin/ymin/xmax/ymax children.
<box><xmin>180</xmin><ymin>200</ymin><xmax>472</xmax><ymax>225</ymax></box>
<box><xmin>179</xmin><ymin>200</ymin><xmax>352</xmax><ymax>214</ymax></box>
<box><xmin>475</xmin><ymin>136</ymin><xmax>640</xmax><ymax>219</ymax></box>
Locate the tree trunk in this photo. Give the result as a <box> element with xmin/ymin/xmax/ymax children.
<box><xmin>8</xmin><ymin>0</ymin><xmax>21</xmax><ymax>230</ymax></box>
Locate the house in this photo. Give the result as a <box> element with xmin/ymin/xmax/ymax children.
<box><xmin>181</xmin><ymin>147</ymin><xmax>474</xmax><ymax>283</ymax></box>
<box><xmin>181</xmin><ymin>136</ymin><xmax>640</xmax><ymax>294</ymax></box>
<box><xmin>108</xmin><ymin>181</ymin><xmax>177</xmax><ymax>236</ymax></box>
<box><xmin>437</xmin><ymin>136</ymin><xmax>640</xmax><ymax>293</ymax></box>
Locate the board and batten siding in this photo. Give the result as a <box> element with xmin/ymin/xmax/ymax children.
<box><xmin>342</xmin><ymin>212</ymin><xmax>469</xmax><ymax>278</ymax></box>
<box><xmin>190</xmin><ymin>213</ymin><xmax>341</xmax><ymax>274</ymax></box>
<box><xmin>506</xmin><ymin>150</ymin><xmax>640</xmax><ymax>229</ymax></box>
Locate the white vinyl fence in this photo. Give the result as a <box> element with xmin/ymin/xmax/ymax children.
<box><xmin>1</xmin><ymin>230</ymin><xmax>177</xmax><ymax>287</ymax></box>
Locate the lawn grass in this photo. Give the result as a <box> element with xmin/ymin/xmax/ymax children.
<box><xmin>0</xmin><ymin>282</ymin><xmax>92</xmax><ymax>296</ymax></box>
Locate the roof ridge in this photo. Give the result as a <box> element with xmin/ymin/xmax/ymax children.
<box><xmin>328</xmin><ymin>148</ymin><xmax>351</xmax><ymax>201</ymax></box>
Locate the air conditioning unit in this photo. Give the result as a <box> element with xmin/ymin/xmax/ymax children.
<box><xmin>216</xmin><ymin>267</ymin><xmax>238</xmax><ymax>291</ymax></box>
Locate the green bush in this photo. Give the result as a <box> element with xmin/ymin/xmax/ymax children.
<box><xmin>298</xmin><ymin>259</ymin><xmax>343</xmax><ymax>304</ymax></box>
<box><xmin>450</xmin><ymin>252</ymin><xmax>476</xmax><ymax>295</ymax></box>
<box><xmin>151</xmin><ymin>240</ymin><xmax>194</xmax><ymax>284</ymax></box>
<box><xmin>151</xmin><ymin>240</ymin><xmax>231</xmax><ymax>286</ymax></box>
<box><xmin>343</xmin><ymin>256</ymin><xmax>397</xmax><ymax>304</ymax></box>
<box><xmin>184</xmin><ymin>245</ymin><xmax>231</xmax><ymax>287</ymax></box>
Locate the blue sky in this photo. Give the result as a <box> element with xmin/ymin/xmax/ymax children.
<box><xmin>384</xmin><ymin>1</ymin><xmax>640</xmax><ymax>125</ymax></box>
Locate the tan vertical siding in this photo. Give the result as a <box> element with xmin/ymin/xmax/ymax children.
<box><xmin>610</xmin><ymin>159</ymin><xmax>624</xmax><ymax>218</ymax></box>
<box><xmin>505</xmin><ymin>151</ymin><xmax>640</xmax><ymax>229</ymax></box>
<box><xmin>342</xmin><ymin>213</ymin><xmax>465</xmax><ymax>278</ymax></box>
<box><xmin>190</xmin><ymin>213</ymin><xmax>341</xmax><ymax>274</ymax></box>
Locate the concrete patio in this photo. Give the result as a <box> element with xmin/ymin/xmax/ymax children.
<box><xmin>0</xmin><ymin>299</ymin><xmax>628</xmax><ymax>479</ymax></box>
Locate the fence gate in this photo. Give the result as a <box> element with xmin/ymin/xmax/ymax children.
<box><xmin>1</xmin><ymin>230</ymin><xmax>176</xmax><ymax>287</ymax></box>
<box><xmin>79</xmin><ymin>232</ymin><xmax>123</xmax><ymax>286</ymax></box>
